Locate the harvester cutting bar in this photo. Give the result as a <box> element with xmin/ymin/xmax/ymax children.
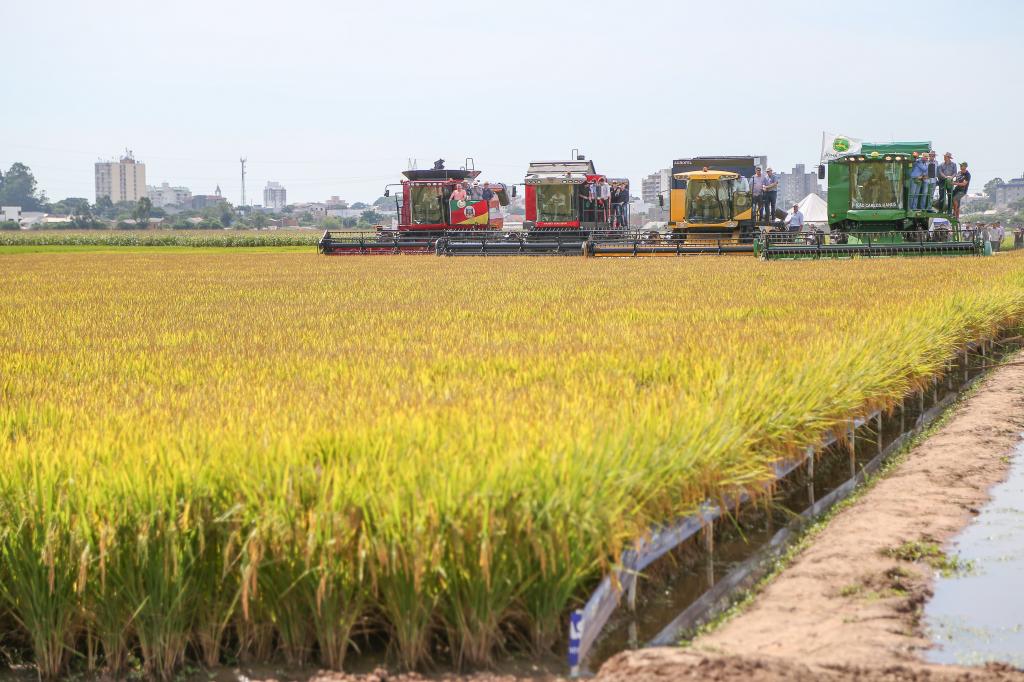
<box><xmin>585</xmin><ymin>233</ymin><xmax>754</xmax><ymax>257</ymax></box>
<box><xmin>438</xmin><ymin>230</ymin><xmax>627</xmax><ymax>256</ymax></box>
<box><xmin>440</xmin><ymin>235</ymin><xmax>587</xmax><ymax>256</ymax></box>
<box><xmin>759</xmin><ymin>230</ymin><xmax>985</xmax><ymax>260</ymax></box>
<box><xmin>318</xmin><ymin>230</ymin><xmax>437</xmax><ymax>255</ymax></box>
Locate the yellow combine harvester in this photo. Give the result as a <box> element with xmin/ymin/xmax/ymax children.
<box><xmin>587</xmin><ymin>155</ymin><xmax>766</xmax><ymax>256</ymax></box>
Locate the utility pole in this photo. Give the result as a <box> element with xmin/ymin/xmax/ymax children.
<box><xmin>240</xmin><ymin>157</ymin><xmax>247</xmax><ymax>207</ymax></box>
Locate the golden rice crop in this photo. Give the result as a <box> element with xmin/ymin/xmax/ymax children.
<box><xmin>2</xmin><ymin>252</ymin><xmax>1024</xmax><ymax>678</ymax></box>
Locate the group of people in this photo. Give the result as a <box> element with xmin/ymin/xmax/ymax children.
<box><xmin>909</xmin><ymin>151</ymin><xmax>971</xmax><ymax>218</ymax></box>
<box><xmin>580</xmin><ymin>177</ymin><xmax>629</xmax><ymax>227</ymax></box>
<box><xmin>961</xmin><ymin>221</ymin><xmax>1024</xmax><ymax>253</ymax></box>
<box><xmin>450</xmin><ymin>180</ymin><xmax>496</xmax><ymax>203</ymax></box>
<box><xmin>750</xmin><ymin>166</ymin><xmax>780</xmax><ymax>223</ymax></box>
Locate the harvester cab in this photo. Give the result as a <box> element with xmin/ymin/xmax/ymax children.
<box><xmin>319</xmin><ymin>158</ymin><xmax>510</xmax><ymax>255</ymax></box>
<box><xmin>759</xmin><ymin>142</ymin><xmax>984</xmax><ymax>259</ymax></box>
<box><xmin>523</xmin><ymin>159</ymin><xmax>629</xmax><ymax>236</ymax></box>
<box><xmin>665</xmin><ymin>156</ymin><xmax>765</xmax><ymax>251</ymax></box>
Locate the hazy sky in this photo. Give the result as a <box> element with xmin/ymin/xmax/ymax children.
<box><xmin>3</xmin><ymin>0</ymin><xmax>1020</xmax><ymax>204</ymax></box>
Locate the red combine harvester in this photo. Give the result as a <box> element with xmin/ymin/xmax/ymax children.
<box><xmin>439</xmin><ymin>153</ymin><xmax>630</xmax><ymax>255</ymax></box>
<box><xmin>524</xmin><ymin>156</ymin><xmax>629</xmax><ymax>235</ymax></box>
<box><xmin>318</xmin><ymin>158</ymin><xmax>510</xmax><ymax>255</ymax></box>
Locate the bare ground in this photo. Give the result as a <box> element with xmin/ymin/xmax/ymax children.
<box><xmin>598</xmin><ymin>354</ymin><xmax>1024</xmax><ymax>681</ymax></box>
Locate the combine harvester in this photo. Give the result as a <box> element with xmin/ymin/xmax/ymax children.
<box><xmin>318</xmin><ymin>158</ymin><xmax>509</xmax><ymax>255</ymax></box>
<box><xmin>440</xmin><ymin>153</ymin><xmax>629</xmax><ymax>256</ymax></box>
<box><xmin>587</xmin><ymin>156</ymin><xmax>767</xmax><ymax>257</ymax></box>
<box><xmin>759</xmin><ymin>141</ymin><xmax>985</xmax><ymax>259</ymax></box>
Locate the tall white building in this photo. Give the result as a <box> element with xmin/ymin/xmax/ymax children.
<box><xmin>641</xmin><ymin>169</ymin><xmax>671</xmax><ymax>206</ymax></box>
<box><xmin>95</xmin><ymin>152</ymin><xmax>147</xmax><ymax>203</ymax></box>
<box><xmin>147</xmin><ymin>182</ymin><xmax>192</xmax><ymax>208</ymax></box>
<box><xmin>263</xmin><ymin>181</ymin><xmax>287</xmax><ymax>211</ymax></box>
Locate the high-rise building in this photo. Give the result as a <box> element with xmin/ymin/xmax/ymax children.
<box><xmin>147</xmin><ymin>182</ymin><xmax>192</xmax><ymax>208</ymax></box>
<box><xmin>641</xmin><ymin>169</ymin><xmax>671</xmax><ymax>206</ymax></box>
<box><xmin>776</xmin><ymin>163</ymin><xmax>822</xmax><ymax>209</ymax></box>
<box><xmin>263</xmin><ymin>182</ymin><xmax>287</xmax><ymax>211</ymax></box>
<box><xmin>95</xmin><ymin>152</ymin><xmax>147</xmax><ymax>203</ymax></box>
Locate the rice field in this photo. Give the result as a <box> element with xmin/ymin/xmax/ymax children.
<box><xmin>0</xmin><ymin>229</ymin><xmax>321</xmax><ymax>248</ymax></box>
<box><xmin>2</xmin><ymin>252</ymin><xmax>1024</xmax><ymax>679</ymax></box>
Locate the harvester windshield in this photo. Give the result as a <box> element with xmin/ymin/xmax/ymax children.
<box><xmin>686</xmin><ymin>179</ymin><xmax>733</xmax><ymax>223</ymax></box>
<box><xmin>851</xmin><ymin>162</ymin><xmax>904</xmax><ymax>210</ymax></box>
<box><xmin>536</xmin><ymin>184</ymin><xmax>576</xmax><ymax>222</ymax></box>
<box><xmin>410</xmin><ymin>185</ymin><xmax>444</xmax><ymax>224</ymax></box>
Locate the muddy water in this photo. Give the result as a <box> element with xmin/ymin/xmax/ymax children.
<box><xmin>924</xmin><ymin>438</ymin><xmax>1024</xmax><ymax>668</ymax></box>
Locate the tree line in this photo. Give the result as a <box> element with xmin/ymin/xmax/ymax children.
<box><xmin>0</xmin><ymin>162</ymin><xmax>394</xmax><ymax>230</ymax></box>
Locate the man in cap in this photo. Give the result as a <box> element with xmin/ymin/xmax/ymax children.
<box><xmin>784</xmin><ymin>202</ymin><xmax>804</xmax><ymax>233</ymax></box>
<box><xmin>952</xmin><ymin>162</ymin><xmax>971</xmax><ymax>220</ymax></box>
<box><xmin>909</xmin><ymin>153</ymin><xmax>929</xmax><ymax>210</ymax></box>
<box><xmin>763</xmin><ymin>168</ymin><xmax>779</xmax><ymax>221</ymax></box>
<box><xmin>936</xmin><ymin>152</ymin><xmax>957</xmax><ymax>212</ymax></box>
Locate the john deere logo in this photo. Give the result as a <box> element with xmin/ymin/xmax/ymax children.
<box><xmin>832</xmin><ymin>137</ymin><xmax>851</xmax><ymax>153</ymax></box>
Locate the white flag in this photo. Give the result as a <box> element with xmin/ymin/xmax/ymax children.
<box><xmin>821</xmin><ymin>132</ymin><xmax>863</xmax><ymax>162</ymax></box>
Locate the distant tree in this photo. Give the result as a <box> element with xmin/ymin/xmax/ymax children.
<box><xmin>984</xmin><ymin>177</ymin><xmax>1004</xmax><ymax>197</ymax></box>
<box><xmin>342</xmin><ymin>217</ymin><xmax>358</xmax><ymax>228</ymax></box>
<box><xmin>220</xmin><ymin>207</ymin><xmax>234</xmax><ymax>227</ymax></box>
<box><xmin>372</xmin><ymin>196</ymin><xmax>392</xmax><ymax>208</ymax></box>
<box><xmin>359</xmin><ymin>209</ymin><xmax>383</xmax><ymax>226</ymax></box>
<box><xmin>322</xmin><ymin>216</ymin><xmax>343</xmax><ymax>230</ymax></box>
<box><xmin>69</xmin><ymin>200</ymin><xmax>102</xmax><ymax>229</ymax></box>
<box><xmin>132</xmin><ymin>197</ymin><xmax>153</xmax><ymax>227</ymax></box>
<box><xmin>47</xmin><ymin>197</ymin><xmax>91</xmax><ymax>215</ymax></box>
<box><xmin>0</xmin><ymin>220</ymin><xmax>19</xmax><ymax>230</ymax></box>
<box><xmin>94</xmin><ymin>195</ymin><xmax>114</xmax><ymax>217</ymax></box>
<box><xmin>0</xmin><ymin>162</ymin><xmax>47</xmax><ymax>210</ymax></box>
<box><xmin>248</xmin><ymin>212</ymin><xmax>269</xmax><ymax>229</ymax></box>
<box><xmin>350</xmin><ymin>202</ymin><xmax>369</xmax><ymax>210</ymax></box>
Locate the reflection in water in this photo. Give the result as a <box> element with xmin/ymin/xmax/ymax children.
<box><xmin>925</xmin><ymin>439</ymin><xmax>1024</xmax><ymax>668</ymax></box>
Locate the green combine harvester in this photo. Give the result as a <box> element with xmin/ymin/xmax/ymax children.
<box><xmin>758</xmin><ymin>141</ymin><xmax>986</xmax><ymax>259</ymax></box>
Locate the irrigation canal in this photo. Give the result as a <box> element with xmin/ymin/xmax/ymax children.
<box><xmin>924</xmin><ymin>437</ymin><xmax>1024</xmax><ymax>668</ymax></box>
<box><xmin>581</xmin><ymin>335</ymin><xmax>1020</xmax><ymax>673</ymax></box>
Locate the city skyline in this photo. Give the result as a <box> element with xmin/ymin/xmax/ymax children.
<box><xmin>2</xmin><ymin>0</ymin><xmax>1020</xmax><ymax>204</ymax></box>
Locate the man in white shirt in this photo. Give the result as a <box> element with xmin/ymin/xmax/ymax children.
<box><xmin>785</xmin><ymin>203</ymin><xmax>804</xmax><ymax>233</ymax></box>
<box><xmin>598</xmin><ymin>178</ymin><xmax>612</xmax><ymax>222</ymax></box>
<box><xmin>751</xmin><ymin>167</ymin><xmax>765</xmax><ymax>223</ymax></box>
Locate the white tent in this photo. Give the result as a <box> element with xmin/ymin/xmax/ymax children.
<box><xmin>786</xmin><ymin>193</ymin><xmax>829</xmax><ymax>231</ymax></box>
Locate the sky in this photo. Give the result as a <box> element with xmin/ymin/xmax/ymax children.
<box><xmin>2</xmin><ymin>0</ymin><xmax>1021</xmax><ymax>205</ymax></box>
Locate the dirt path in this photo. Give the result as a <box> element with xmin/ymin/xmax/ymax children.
<box><xmin>599</xmin><ymin>355</ymin><xmax>1024</xmax><ymax>681</ymax></box>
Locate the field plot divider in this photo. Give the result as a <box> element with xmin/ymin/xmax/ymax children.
<box><xmin>570</xmin><ymin>407</ymin><xmax>881</xmax><ymax>674</ymax></box>
<box><xmin>570</xmin><ymin>336</ymin><xmax>1003</xmax><ymax>674</ymax></box>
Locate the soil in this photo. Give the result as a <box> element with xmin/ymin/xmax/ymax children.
<box><xmin>597</xmin><ymin>354</ymin><xmax>1024</xmax><ymax>681</ymax></box>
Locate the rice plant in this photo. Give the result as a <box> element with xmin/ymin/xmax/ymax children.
<box><xmin>1</xmin><ymin>252</ymin><xmax>1024</xmax><ymax>678</ymax></box>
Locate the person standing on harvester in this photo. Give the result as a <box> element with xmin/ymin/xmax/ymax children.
<box><xmin>763</xmin><ymin>168</ymin><xmax>779</xmax><ymax>223</ymax></box>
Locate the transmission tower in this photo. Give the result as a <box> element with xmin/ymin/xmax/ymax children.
<box><xmin>240</xmin><ymin>157</ymin><xmax>247</xmax><ymax>207</ymax></box>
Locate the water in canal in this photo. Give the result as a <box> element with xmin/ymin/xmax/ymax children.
<box><xmin>925</xmin><ymin>438</ymin><xmax>1024</xmax><ymax>668</ymax></box>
